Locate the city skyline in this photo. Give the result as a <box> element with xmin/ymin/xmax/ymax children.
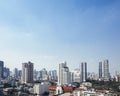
<box><xmin>0</xmin><ymin>0</ymin><xmax>120</xmax><ymax>74</ymax></box>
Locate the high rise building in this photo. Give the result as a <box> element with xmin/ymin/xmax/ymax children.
<box><xmin>22</xmin><ymin>61</ymin><xmax>34</xmax><ymax>83</ymax></box>
<box><xmin>58</xmin><ymin>62</ymin><xmax>71</xmax><ymax>85</ymax></box>
<box><xmin>0</xmin><ymin>61</ymin><xmax>4</xmax><ymax>78</ymax></box>
<box><xmin>81</xmin><ymin>62</ymin><xmax>87</xmax><ymax>82</ymax></box>
<box><xmin>103</xmin><ymin>60</ymin><xmax>110</xmax><ymax>80</ymax></box>
<box><xmin>99</xmin><ymin>61</ymin><xmax>102</xmax><ymax>79</ymax></box>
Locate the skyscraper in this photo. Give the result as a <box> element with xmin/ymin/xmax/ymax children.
<box><xmin>0</xmin><ymin>61</ymin><xmax>4</xmax><ymax>78</ymax></box>
<box><xmin>99</xmin><ymin>61</ymin><xmax>102</xmax><ymax>79</ymax></box>
<box><xmin>22</xmin><ymin>61</ymin><xmax>34</xmax><ymax>83</ymax></box>
<box><xmin>103</xmin><ymin>60</ymin><xmax>110</xmax><ymax>80</ymax></box>
<box><xmin>81</xmin><ymin>62</ymin><xmax>87</xmax><ymax>82</ymax></box>
<box><xmin>58</xmin><ymin>62</ymin><xmax>71</xmax><ymax>85</ymax></box>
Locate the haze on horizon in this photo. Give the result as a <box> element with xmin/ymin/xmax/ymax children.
<box><xmin>0</xmin><ymin>0</ymin><xmax>120</xmax><ymax>74</ymax></box>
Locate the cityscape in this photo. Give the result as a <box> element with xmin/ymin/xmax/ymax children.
<box><xmin>0</xmin><ymin>60</ymin><xmax>120</xmax><ymax>95</ymax></box>
<box><xmin>0</xmin><ymin>0</ymin><xmax>120</xmax><ymax>96</ymax></box>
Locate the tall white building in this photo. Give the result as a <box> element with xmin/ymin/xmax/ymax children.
<box><xmin>58</xmin><ymin>62</ymin><xmax>71</xmax><ymax>85</ymax></box>
<box><xmin>103</xmin><ymin>60</ymin><xmax>110</xmax><ymax>80</ymax></box>
<box><xmin>22</xmin><ymin>61</ymin><xmax>34</xmax><ymax>83</ymax></box>
<box><xmin>81</xmin><ymin>62</ymin><xmax>87</xmax><ymax>82</ymax></box>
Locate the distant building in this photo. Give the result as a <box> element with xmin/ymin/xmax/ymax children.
<box><xmin>37</xmin><ymin>71</ymin><xmax>42</xmax><ymax>80</ymax></box>
<box><xmin>13</xmin><ymin>68</ymin><xmax>19</xmax><ymax>78</ymax></box>
<box><xmin>80</xmin><ymin>62</ymin><xmax>87</xmax><ymax>82</ymax></box>
<box><xmin>88</xmin><ymin>72</ymin><xmax>98</xmax><ymax>80</ymax></box>
<box><xmin>0</xmin><ymin>61</ymin><xmax>4</xmax><ymax>78</ymax></box>
<box><xmin>72</xmin><ymin>68</ymin><xmax>80</xmax><ymax>83</ymax></box>
<box><xmin>49</xmin><ymin>70</ymin><xmax>57</xmax><ymax>81</ymax></box>
<box><xmin>22</xmin><ymin>61</ymin><xmax>34</xmax><ymax>83</ymax></box>
<box><xmin>58</xmin><ymin>62</ymin><xmax>71</xmax><ymax>85</ymax></box>
<box><xmin>3</xmin><ymin>67</ymin><xmax>10</xmax><ymax>78</ymax></box>
<box><xmin>103</xmin><ymin>60</ymin><xmax>110</xmax><ymax>81</ymax></box>
<box><xmin>99</xmin><ymin>61</ymin><xmax>102</xmax><ymax>79</ymax></box>
<box><xmin>18</xmin><ymin>70</ymin><xmax>22</xmax><ymax>79</ymax></box>
<box><xmin>34</xmin><ymin>70</ymin><xmax>38</xmax><ymax>80</ymax></box>
<box><xmin>41</xmin><ymin>68</ymin><xmax>48</xmax><ymax>80</ymax></box>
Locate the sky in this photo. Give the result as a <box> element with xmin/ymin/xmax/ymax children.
<box><xmin>0</xmin><ymin>0</ymin><xmax>120</xmax><ymax>74</ymax></box>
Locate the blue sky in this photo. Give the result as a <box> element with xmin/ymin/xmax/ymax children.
<box><xmin>0</xmin><ymin>0</ymin><xmax>120</xmax><ymax>74</ymax></box>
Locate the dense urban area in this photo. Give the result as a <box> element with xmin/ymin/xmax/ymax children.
<box><xmin>0</xmin><ymin>60</ymin><xmax>120</xmax><ymax>96</ymax></box>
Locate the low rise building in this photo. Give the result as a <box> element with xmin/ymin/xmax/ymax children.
<box><xmin>34</xmin><ymin>83</ymin><xmax>49</xmax><ymax>95</ymax></box>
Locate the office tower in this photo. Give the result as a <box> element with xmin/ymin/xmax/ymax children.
<box><xmin>81</xmin><ymin>62</ymin><xmax>87</xmax><ymax>82</ymax></box>
<box><xmin>58</xmin><ymin>62</ymin><xmax>71</xmax><ymax>85</ymax></box>
<box><xmin>22</xmin><ymin>61</ymin><xmax>34</xmax><ymax>83</ymax></box>
<box><xmin>99</xmin><ymin>62</ymin><xmax>102</xmax><ymax>79</ymax></box>
<box><xmin>0</xmin><ymin>61</ymin><xmax>4</xmax><ymax>78</ymax></box>
<box><xmin>103</xmin><ymin>60</ymin><xmax>110</xmax><ymax>80</ymax></box>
